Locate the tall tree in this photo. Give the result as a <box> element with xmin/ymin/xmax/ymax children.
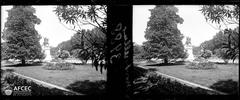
<box><xmin>143</xmin><ymin>5</ymin><xmax>187</xmax><ymax>64</ymax></box>
<box><xmin>2</xmin><ymin>6</ymin><xmax>45</xmax><ymax>65</ymax></box>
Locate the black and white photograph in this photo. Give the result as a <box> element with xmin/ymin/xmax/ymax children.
<box><xmin>0</xmin><ymin>3</ymin><xmax>239</xmax><ymax>99</ymax></box>
<box><xmin>132</xmin><ymin>5</ymin><xmax>239</xmax><ymax>96</ymax></box>
<box><xmin>1</xmin><ymin>5</ymin><xmax>107</xmax><ymax>96</ymax></box>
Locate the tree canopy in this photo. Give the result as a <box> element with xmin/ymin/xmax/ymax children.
<box><xmin>70</xmin><ymin>28</ymin><xmax>105</xmax><ymax>65</ymax></box>
<box><xmin>200</xmin><ymin>5</ymin><xmax>239</xmax><ymax>27</ymax></box>
<box><xmin>143</xmin><ymin>5</ymin><xmax>187</xmax><ymax>63</ymax></box>
<box><xmin>54</xmin><ymin>5</ymin><xmax>107</xmax><ymax>34</ymax></box>
<box><xmin>200</xmin><ymin>5</ymin><xmax>239</xmax><ymax>63</ymax></box>
<box><xmin>53</xmin><ymin>5</ymin><xmax>107</xmax><ymax>71</ymax></box>
<box><xmin>1</xmin><ymin>6</ymin><xmax>45</xmax><ymax>64</ymax></box>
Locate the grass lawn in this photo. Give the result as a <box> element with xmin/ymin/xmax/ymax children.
<box><xmin>1</xmin><ymin>63</ymin><xmax>106</xmax><ymax>88</ymax></box>
<box><xmin>142</xmin><ymin>63</ymin><xmax>239</xmax><ymax>87</ymax></box>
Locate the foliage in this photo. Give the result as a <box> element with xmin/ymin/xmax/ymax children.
<box><xmin>214</xmin><ymin>48</ymin><xmax>231</xmax><ymax>63</ymax></box>
<box><xmin>133</xmin><ymin>71</ymin><xmax>219</xmax><ymax>96</ymax></box>
<box><xmin>186</xmin><ymin>62</ymin><xmax>217</xmax><ymax>70</ymax></box>
<box><xmin>43</xmin><ymin>62</ymin><xmax>75</xmax><ymax>70</ymax></box>
<box><xmin>222</xmin><ymin>28</ymin><xmax>239</xmax><ymax>63</ymax></box>
<box><xmin>1</xmin><ymin>6</ymin><xmax>45</xmax><ymax>65</ymax></box>
<box><xmin>132</xmin><ymin>65</ymin><xmax>149</xmax><ymax>80</ymax></box>
<box><xmin>57</xmin><ymin>50</ymin><xmax>70</xmax><ymax>60</ymax></box>
<box><xmin>210</xmin><ymin>79</ymin><xmax>239</xmax><ymax>95</ymax></box>
<box><xmin>200</xmin><ymin>27</ymin><xmax>239</xmax><ymax>62</ymax></box>
<box><xmin>71</xmin><ymin>49</ymin><xmax>91</xmax><ymax>64</ymax></box>
<box><xmin>54</xmin><ymin>5</ymin><xmax>107</xmax><ymax>33</ymax></box>
<box><xmin>1</xmin><ymin>70</ymin><xmax>76</xmax><ymax>95</ymax></box>
<box><xmin>200</xmin><ymin>49</ymin><xmax>212</xmax><ymax>59</ymax></box>
<box><xmin>70</xmin><ymin>28</ymin><xmax>105</xmax><ymax>65</ymax></box>
<box><xmin>53</xmin><ymin>5</ymin><xmax>107</xmax><ymax>72</ymax></box>
<box><xmin>1</xmin><ymin>42</ymin><xmax>7</xmax><ymax>60</ymax></box>
<box><xmin>200</xmin><ymin>5</ymin><xmax>239</xmax><ymax>25</ymax></box>
<box><xmin>56</xmin><ymin>40</ymin><xmax>73</xmax><ymax>54</ymax></box>
<box><xmin>50</xmin><ymin>58</ymin><xmax>61</xmax><ymax>62</ymax></box>
<box><xmin>186</xmin><ymin>57</ymin><xmax>217</xmax><ymax>70</ymax></box>
<box><xmin>133</xmin><ymin>43</ymin><xmax>147</xmax><ymax>61</ymax></box>
<box><xmin>133</xmin><ymin>43</ymin><xmax>143</xmax><ymax>56</ymax></box>
<box><xmin>192</xmin><ymin>46</ymin><xmax>202</xmax><ymax>56</ymax></box>
<box><xmin>143</xmin><ymin>5</ymin><xmax>187</xmax><ymax>64</ymax></box>
<box><xmin>200</xmin><ymin>31</ymin><xmax>228</xmax><ymax>54</ymax></box>
<box><xmin>200</xmin><ymin>5</ymin><xmax>239</xmax><ymax>63</ymax></box>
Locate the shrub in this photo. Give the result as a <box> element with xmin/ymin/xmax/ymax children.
<box><xmin>71</xmin><ymin>49</ymin><xmax>91</xmax><ymax>64</ymax></box>
<box><xmin>133</xmin><ymin>65</ymin><xmax>149</xmax><ymax>80</ymax></box>
<box><xmin>133</xmin><ymin>71</ymin><xmax>220</xmax><ymax>96</ymax></box>
<box><xmin>43</xmin><ymin>62</ymin><xmax>75</xmax><ymax>70</ymax></box>
<box><xmin>57</xmin><ymin>50</ymin><xmax>70</xmax><ymax>60</ymax></box>
<box><xmin>50</xmin><ymin>58</ymin><xmax>61</xmax><ymax>62</ymax></box>
<box><xmin>200</xmin><ymin>49</ymin><xmax>212</xmax><ymax>59</ymax></box>
<box><xmin>1</xmin><ymin>70</ymin><xmax>76</xmax><ymax>95</ymax></box>
<box><xmin>186</xmin><ymin>62</ymin><xmax>217</xmax><ymax>70</ymax></box>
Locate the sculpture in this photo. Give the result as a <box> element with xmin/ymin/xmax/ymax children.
<box><xmin>42</xmin><ymin>37</ymin><xmax>52</xmax><ymax>62</ymax></box>
<box><xmin>185</xmin><ymin>37</ymin><xmax>194</xmax><ymax>61</ymax></box>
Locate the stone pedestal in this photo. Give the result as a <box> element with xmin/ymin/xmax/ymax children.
<box><xmin>43</xmin><ymin>46</ymin><xmax>52</xmax><ymax>62</ymax></box>
<box><xmin>185</xmin><ymin>45</ymin><xmax>194</xmax><ymax>61</ymax></box>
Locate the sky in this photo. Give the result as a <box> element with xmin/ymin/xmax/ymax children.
<box><xmin>1</xmin><ymin>5</ymin><xmax>238</xmax><ymax>47</ymax></box>
<box><xmin>133</xmin><ymin>5</ymin><xmax>238</xmax><ymax>46</ymax></box>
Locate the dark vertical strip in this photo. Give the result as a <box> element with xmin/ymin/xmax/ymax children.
<box><xmin>106</xmin><ymin>5</ymin><xmax>133</xmax><ymax>99</ymax></box>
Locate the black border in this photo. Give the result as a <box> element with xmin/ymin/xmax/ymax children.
<box><xmin>0</xmin><ymin>0</ymin><xmax>239</xmax><ymax>5</ymax></box>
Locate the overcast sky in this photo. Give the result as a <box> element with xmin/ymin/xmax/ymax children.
<box><xmin>1</xmin><ymin>5</ymin><xmax>238</xmax><ymax>47</ymax></box>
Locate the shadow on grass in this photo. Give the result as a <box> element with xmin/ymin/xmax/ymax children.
<box><xmin>146</xmin><ymin>61</ymin><xmax>185</xmax><ymax>67</ymax></box>
<box><xmin>210</xmin><ymin>79</ymin><xmax>239</xmax><ymax>95</ymax></box>
<box><xmin>66</xmin><ymin>80</ymin><xmax>106</xmax><ymax>96</ymax></box>
<box><xmin>3</xmin><ymin>63</ymin><xmax>43</xmax><ymax>67</ymax></box>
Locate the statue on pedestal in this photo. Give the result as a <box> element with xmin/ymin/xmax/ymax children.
<box><xmin>185</xmin><ymin>37</ymin><xmax>194</xmax><ymax>61</ymax></box>
<box><xmin>42</xmin><ymin>37</ymin><xmax>52</xmax><ymax>62</ymax></box>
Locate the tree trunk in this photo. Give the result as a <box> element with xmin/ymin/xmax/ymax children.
<box><xmin>164</xmin><ymin>58</ymin><xmax>168</xmax><ymax>64</ymax></box>
<box><xmin>21</xmin><ymin>58</ymin><xmax>26</xmax><ymax>65</ymax></box>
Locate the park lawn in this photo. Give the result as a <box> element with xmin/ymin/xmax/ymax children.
<box><xmin>143</xmin><ymin>64</ymin><xmax>239</xmax><ymax>87</ymax></box>
<box><xmin>3</xmin><ymin>64</ymin><xmax>106</xmax><ymax>88</ymax></box>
